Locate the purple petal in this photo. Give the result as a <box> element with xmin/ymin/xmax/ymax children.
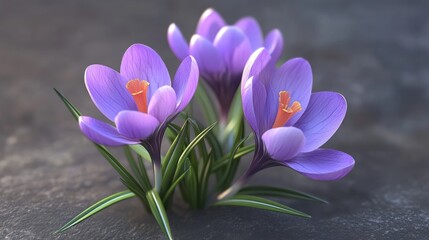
<box><xmin>168</xmin><ymin>23</ymin><xmax>189</xmax><ymax>60</ymax></box>
<box><xmin>268</xmin><ymin>58</ymin><xmax>313</xmax><ymax>126</ymax></box>
<box><xmin>241</xmin><ymin>48</ymin><xmax>274</xmax><ymax>95</ymax></box>
<box><xmin>148</xmin><ymin>86</ymin><xmax>177</xmax><ymax>123</ymax></box>
<box><xmin>235</xmin><ymin>17</ymin><xmax>263</xmax><ymax>50</ymax></box>
<box><xmin>120</xmin><ymin>44</ymin><xmax>171</xmax><ymax>100</ymax></box>
<box><xmin>242</xmin><ymin>77</ymin><xmax>258</xmax><ymax>134</ymax></box>
<box><xmin>115</xmin><ymin>110</ymin><xmax>160</xmax><ymax>140</ymax></box>
<box><xmin>173</xmin><ymin>56</ymin><xmax>199</xmax><ymax>112</ymax></box>
<box><xmin>213</xmin><ymin>26</ymin><xmax>253</xmax><ymax>76</ymax></box>
<box><xmin>264</xmin><ymin>29</ymin><xmax>284</xmax><ymax>63</ymax></box>
<box><xmin>196</xmin><ymin>8</ymin><xmax>226</xmax><ymax>42</ymax></box>
<box><xmin>79</xmin><ymin>116</ymin><xmax>139</xmax><ymax>146</ymax></box>
<box><xmin>295</xmin><ymin>92</ymin><xmax>347</xmax><ymax>152</ymax></box>
<box><xmin>85</xmin><ymin>64</ymin><xmax>136</xmax><ymax>122</ymax></box>
<box><xmin>242</xmin><ymin>76</ymin><xmax>267</xmax><ymax>135</ymax></box>
<box><xmin>189</xmin><ymin>35</ymin><xmax>225</xmax><ymax>81</ymax></box>
<box><xmin>262</xmin><ymin>127</ymin><xmax>305</xmax><ymax>161</ymax></box>
<box><xmin>285</xmin><ymin>149</ymin><xmax>355</xmax><ymax>180</ymax></box>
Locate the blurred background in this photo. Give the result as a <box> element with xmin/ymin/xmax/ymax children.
<box><xmin>1</xmin><ymin>0</ymin><xmax>428</xmax><ymax>239</ymax></box>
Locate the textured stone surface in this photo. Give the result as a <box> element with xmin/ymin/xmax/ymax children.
<box><xmin>1</xmin><ymin>0</ymin><xmax>429</xmax><ymax>239</ymax></box>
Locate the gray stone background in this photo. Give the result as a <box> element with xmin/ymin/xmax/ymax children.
<box><xmin>1</xmin><ymin>0</ymin><xmax>428</xmax><ymax>239</ymax></box>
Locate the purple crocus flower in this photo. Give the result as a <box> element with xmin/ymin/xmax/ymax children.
<box><xmin>219</xmin><ymin>48</ymin><xmax>354</xmax><ymax>198</ymax></box>
<box><xmin>78</xmin><ymin>44</ymin><xmax>199</xmax><ymax>189</ymax></box>
<box><xmin>168</xmin><ymin>8</ymin><xmax>283</xmax><ymax>121</ymax></box>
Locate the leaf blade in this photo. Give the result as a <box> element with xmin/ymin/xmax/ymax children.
<box><xmin>146</xmin><ymin>190</ymin><xmax>173</xmax><ymax>240</ymax></box>
<box><xmin>57</xmin><ymin>190</ymin><xmax>136</xmax><ymax>233</ymax></box>
<box><xmin>238</xmin><ymin>186</ymin><xmax>328</xmax><ymax>203</ymax></box>
<box><xmin>213</xmin><ymin>195</ymin><xmax>311</xmax><ymax>218</ymax></box>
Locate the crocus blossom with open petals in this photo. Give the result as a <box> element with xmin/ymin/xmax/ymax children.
<box><xmin>168</xmin><ymin>8</ymin><xmax>283</xmax><ymax>119</ymax></box>
<box><xmin>219</xmin><ymin>48</ymin><xmax>354</xmax><ymax>199</ymax></box>
<box><xmin>79</xmin><ymin>44</ymin><xmax>199</xmax><ymax>157</ymax></box>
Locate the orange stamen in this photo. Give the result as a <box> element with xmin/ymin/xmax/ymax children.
<box><xmin>126</xmin><ymin>79</ymin><xmax>150</xmax><ymax>113</ymax></box>
<box><xmin>272</xmin><ymin>91</ymin><xmax>302</xmax><ymax>128</ymax></box>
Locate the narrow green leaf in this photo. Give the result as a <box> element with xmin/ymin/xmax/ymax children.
<box><xmin>218</xmin><ymin>135</ymin><xmax>249</xmax><ymax>189</ymax></box>
<box><xmin>162</xmin><ymin>168</ymin><xmax>190</xmax><ymax>203</ymax></box>
<box><xmin>165</xmin><ymin>123</ymin><xmax>180</xmax><ymax>143</ymax></box>
<box><xmin>95</xmin><ymin>145</ymin><xmax>146</xmax><ymax>199</ymax></box>
<box><xmin>123</xmin><ymin>146</ymin><xmax>152</xmax><ymax>192</ymax></box>
<box><xmin>213</xmin><ymin>195</ymin><xmax>310</xmax><ymax>218</ymax></box>
<box><xmin>146</xmin><ymin>190</ymin><xmax>173</xmax><ymax>240</ymax></box>
<box><xmin>211</xmin><ymin>144</ymin><xmax>255</xmax><ymax>172</ymax></box>
<box><xmin>223</xmin><ymin>88</ymin><xmax>243</xmax><ymax>140</ymax></box>
<box><xmin>129</xmin><ymin>144</ymin><xmax>151</xmax><ymax>162</ymax></box>
<box><xmin>57</xmin><ymin>190</ymin><xmax>136</xmax><ymax>233</ymax></box>
<box><xmin>160</xmin><ymin>120</ymin><xmax>189</xmax><ymax>196</ymax></box>
<box><xmin>198</xmin><ymin>152</ymin><xmax>213</xmax><ymax>207</ymax></box>
<box><xmin>184</xmin><ymin>161</ymin><xmax>199</xmax><ymax>209</ymax></box>
<box><xmin>238</xmin><ymin>186</ymin><xmax>328</xmax><ymax>203</ymax></box>
<box><xmin>187</xmin><ymin>118</ymin><xmax>210</xmax><ymax>161</ymax></box>
<box><xmin>173</xmin><ymin>122</ymin><xmax>217</xmax><ymax>180</ymax></box>
<box><xmin>54</xmin><ymin>88</ymin><xmax>82</xmax><ymax>120</ymax></box>
<box><xmin>195</xmin><ymin>82</ymin><xmax>217</xmax><ymax>125</ymax></box>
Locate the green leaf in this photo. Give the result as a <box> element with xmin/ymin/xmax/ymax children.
<box><xmin>57</xmin><ymin>190</ymin><xmax>136</xmax><ymax>233</ymax></box>
<box><xmin>183</xmin><ymin>161</ymin><xmax>199</xmax><ymax>209</ymax></box>
<box><xmin>218</xmin><ymin>135</ymin><xmax>249</xmax><ymax>188</ymax></box>
<box><xmin>160</xmin><ymin>120</ymin><xmax>190</xmax><ymax>197</ymax></box>
<box><xmin>129</xmin><ymin>144</ymin><xmax>151</xmax><ymax>162</ymax></box>
<box><xmin>162</xmin><ymin>167</ymin><xmax>190</xmax><ymax>203</ymax></box>
<box><xmin>95</xmin><ymin>145</ymin><xmax>146</xmax><ymax>200</ymax></box>
<box><xmin>213</xmin><ymin>194</ymin><xmax>311</xmax><ymax>218</ymax></box>
<box><xmin>146</xmin><ymin>190</ymin><xmax>173</xmax><ymax>240</ymax></box>
<box><xmin>195</xmin><ymin>82</ymin><xmax>218</xmax><ymax>125</ymax></box>
<box><xmin>223</xmin><ymin>87</ymin><xmax>243</xmax><ymax>141</ymax></box>
<box><xmin>124</xmin><ymin>146</ymin><xmax>152</xmax><ymax>192</ymax></box>
<box><xmin>54</xmin><ymin>88</ymin><xmax>82</xmax><ymax>120</ymax></box>
<box><xmin>211</xmin><ymin>144</ymin><xmax>255</xmax><ymax>172</ymax></box>
<box><xmin>173</xmin><ymin>122</ymin><xmax>217</xmax><ymax>180</ymax></box>
<box><xmin>198</xmin><ymin>152</ymin><xmax>213</xmax><ymax>207</ymax></box>
<box><xmin>165</xmin><ymin>123</ymin><xmax>180</xmax><ymax>143</ymax></box>
<box><xmin>238</xmin><ymin>186</ymin><xmax>327</xmax><ymax>203</ymax></box>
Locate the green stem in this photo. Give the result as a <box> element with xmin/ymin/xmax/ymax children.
<box><xmin>217</xmin><ymin>175</ymin><xmax>246</xmax><ymax>200</ymax></box>
<box><xmin>153</xmin><ymin>159</ymin><xmax>162</xmax><ymax>192</ymax></box>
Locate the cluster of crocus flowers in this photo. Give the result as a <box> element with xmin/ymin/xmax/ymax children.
<box><xmin>219</xmin><ymin>48</ymin><xmax>355</xmax><ymax>199</ymax></box>
<box><xmin>168</xmin><ymin>8</ymin><xmax>283</xmax><ymax>122</ymax></box>
<box><xmin>79</xmin><ymin>43</ymin><xmax>199</xmax><ymax>189</ymax></box>
<box><xmin>59</xmin><ymin>8</ymin><xmax>355</xmax><ymax>239</ymax></box>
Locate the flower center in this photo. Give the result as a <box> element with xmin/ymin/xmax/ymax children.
<box><xmin>126</xmin><ymin>79</ymin><xmax>150</xmax><ymax>113</ymax></box>
<box><xmin>272</xmin><ymin>91</ymin><xmax>302</xmax><ymax>128</ymax></box>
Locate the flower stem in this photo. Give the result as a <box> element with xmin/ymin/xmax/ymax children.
<box><xmin>217</xmin><ymin>175</ymin><xmax>247</xmax><ymax>200</ymax></box>
<box><xmin>152</xmin><ymin>158</ymin><xmax>162</xmax><ymax>192</ymax></box>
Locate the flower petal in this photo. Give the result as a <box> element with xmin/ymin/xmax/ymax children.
<box><xmin>235</xmin><ymin>17</ymin><xmax>263</xmax><ymax>50</ymax></box>
<box><xmin>295</xmin><ymin>92</ymin><xmax>347</xmax><ymax>152</ymax></box>
<box><xmin>269</xmin><ymin>58</ymin><xmax>313</xmax><ymax>126</ymax></box>
<box><xmin>85</xmin><ymin>64</ymin><xmax>136</xmax><ymax>122</ymax></box>
<box><xmin>242</xmin><ymin>76</ymin><xmax>267</xmax><ymax>135</ymax></box>
<box><xmin>241</xmin><ymin>48</ymin><xmax>274</xmax><ymax>95</ymax></box>
<box><xmin>196</xmin><ymin>8</ymin><xmax>226</xmax><ymax>42</ymax></box>
<box><xmin>264</xmin><ymin>29</ymin><xmax>284</xmax><ymax>63</ymax></box>
<box><xmin>115</xmin><ymin>110</ymin><xmax>160</xmax><ymax>140</ymax></box>
<box><xmin>189</xmin><ymin>35</ymin><xmax>225</xmax><ymax>81</ymax></box>
<box><xmin>285</xmin><ymin>149</ymin><xmax>355</xmax><ymax>180</ymax></box>
<box><xmin>173</xmin><ymin>56</ymin><xmax>199</xmax><ymax>112</ymax></box>
<box><xmin>213</xmin><ymin>26</ymin><xmax>253</xmax><ymax>76</ymax></box>
<box><xmin>148</xmin><ymin>86</ymin><xmax>177</xmax><ymax>123</ymax></box>
<box><xmin>168</xmin><ymin>23</ymin><xmax>189</xmax><ymax>60</ymax></box>
<box><xmin>79</xmin><ymin>116</ymin><xmax>139</xmax><ymax>146</ymax></box>
<box><xmin>262</xmin><ymin>127</ymin><xmax>305</xmax><ymax>161</ymax></box>
<box><xmin>120</xmin><ymin>44</ymin><xmax>171</xmax><ymax>99</ymax></box>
